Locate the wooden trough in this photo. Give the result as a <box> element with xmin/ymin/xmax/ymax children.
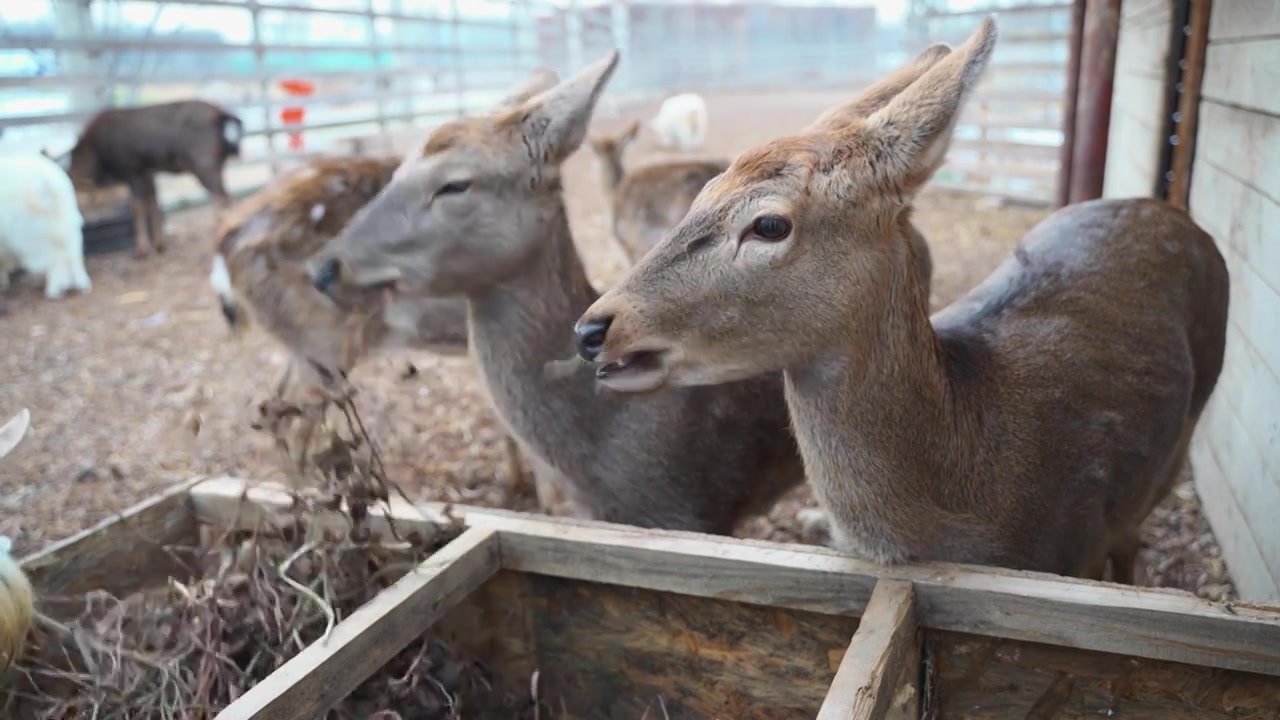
<box><xmin>75</xmin><ymin>186</ymin><xmax>137</xmax><ymax>256</ymax></box>
<box><xmin>12</xmin><ymin>475</ymin><xmax>1280</xmax><ymax>719</ymax></box>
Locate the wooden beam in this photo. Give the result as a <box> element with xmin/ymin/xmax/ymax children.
<box><xmin>1067</xmin><ymin>0</ymin><xmax>1122</xmax><ymax>203</ymax></box>
<box><xmin>1056</xmin><ymin>0</ymin><xmax>1087</xmax><ymax>207</ymax></box>
<box><xmin>21</xmin><ymin>476</ymin><xmax>205</xmax><ymax>599</ymax></box>
<box><xmin>1167</xmin><ymin>0</ymin><xmax>1212</xmax><ymax>208</ymax></box>
<box><xmin>818</xmin><ymin>579</ymin><xmax>920</xmax><ymax>720</ymax></box>
<box><xmin>188</xmin><ymin>476</ymin><xmax>1280</xmax><ymax>677</ymax></box>
<box><xmin>213</xmin><ymin>526</ymin><xmax>501</xmax><ymax>720</ymax></box>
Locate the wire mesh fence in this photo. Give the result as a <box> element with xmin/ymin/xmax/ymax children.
<box><xmin>0</xmin><ymin>0</ymin><xmax>1073</xmax><ymax>208</ymax></box>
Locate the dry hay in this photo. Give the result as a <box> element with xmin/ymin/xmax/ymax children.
<box><xmin>3</xmin><ymin>366</ymin><xmax>540</xmax><ymax>720</ymax></box>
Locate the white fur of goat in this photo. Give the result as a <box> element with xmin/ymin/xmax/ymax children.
<box><xmin>0</xmin><ymin>409</ymin><xmax>34</xmax><ymax>673</ymax></box>
<box><xmin>0</xmin><ymin>154</ymin><xmax>92</xmax><ymax>299</ymax></box>
<box><xmin>649</xmin><ymin>93</ymin><xmax>709</xmax><ymax>153</ymax></box>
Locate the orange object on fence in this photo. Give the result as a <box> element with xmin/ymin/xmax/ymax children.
<box><xmin>279</xmin><ymin>78</ymin><xmax>315</xmax><ymax>151</ymax></box>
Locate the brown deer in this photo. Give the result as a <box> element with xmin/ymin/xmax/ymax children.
<box><xmin>210</xmin><ymin>154</ymin><xmax>526</xmax><ymax>490</ymax></box>
<box><xmin>65</xmin><ymin>100</ymin><xmax>243</xmax><ymax>258</ymax></box>
<box><xmin>303</xmin><ymin>54</ymin><xmax>812</xmax><ymax>533</ymax></box>
<box><xmin>573</xmin><ymin>17</ymin><xmax>1229</xmax><ymax>584</ymax></box>
<box><xmin>588</xmin><ymin>120</ymin><xmax>730</xmax><ymax>263</ymax></box>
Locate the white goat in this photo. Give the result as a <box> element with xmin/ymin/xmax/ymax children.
<box><xmin>0</xmin><ymin>408</ymin><xmax>34</xmax><ymax>672</ymax></box>
<box><xmin>649</xmin><ymin>93</ymin><xmax>709</xmax><ymax>153</ymax></box>
<box><xmin>0</xmin><ymin>154</ymin><xmax>92</xmax><ymax>299</ymax></box>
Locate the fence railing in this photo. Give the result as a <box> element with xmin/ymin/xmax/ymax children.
<box><xmin>0</xmin><ymin>0</ymin><xmax>1071</xmax><ymax>211</ymax></box>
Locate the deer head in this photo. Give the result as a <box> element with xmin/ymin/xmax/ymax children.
<box><xmin>306</xmin><ymin>52</ymin><xmax>619</xmax><ymax>302</ymax></box>
<box><xmin>572</xmin><ymin>19</ymin><xmax>995</xmax><ymax>392</ymax></box>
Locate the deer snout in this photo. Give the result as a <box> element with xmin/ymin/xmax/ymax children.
<box><xmin>311</xmin><ymin>257</ymin><xmax>343</xmax><ymax>295</ymax></box>
<box><xmin>574</xmin><ymin>315</ymin><xmax>613</xmax><ymax>362</ymax></box>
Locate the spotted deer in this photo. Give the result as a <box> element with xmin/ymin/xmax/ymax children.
<box><xmin>573</xmin><ymin>18</ymin><xmax>1230</xmax><ymax>583</ymax></box>
<box><xmin>588</xmin><ymin>119</ymin><xmax>730</xmax><ymax>264</ymax></box>
<box><xmin>210</xmin><ymin>154</ymin><xmax>527</xmax><ymax>490</ymax></box>
<box><xmin>304</xmin><ymin>54</ymin><xmax>813</xmax><ymax>533</ymax></box>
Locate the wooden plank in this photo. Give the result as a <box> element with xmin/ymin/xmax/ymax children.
<box><xmin>1190</xmin><ymin>419</ymin><xmax>1280</xmax><ymax>602</ymax></box>
<box><xmin>189</xmin><ymin>477</ymin><xmax>1280</xmax><ymax>676</ymax></box>
<box><xmin>1193</xmin><ymin>100</ymin><xmax>1280</xmax><ymax>204</ymax></box>
<box><xmin>1113</xmin><ymin>0</ymin><xmax>1173</xmax><ymax>79</ymax></box>
<box><xmin>1189</xmin><ymin>154</ymin><xmax>1280</xmax><ymax>300</ymax></box>
<box><xmin>1168</xmin><ymin>0</ymin><xmax>1213</xmax><ymax>208</ymax></box>
<box><xmin>213</xmin><ymin>526</ymin><xmax>500</xmax><ymax>720</ymax></box>
<box><xmin>929</xmin><ymin>629</ymin><xmax>1280</xmax><ymax>718</ymax></box>
<box><xmin>1209</xmin><ymin>0</ymin><xmax>1280</xmax><ymax>42</ymax></box>
<box><xmin>817</xmin><ymin>579</ymin><xmax>919</xmax><ymax>720</ymax></box>
<box><xmin>20</xmin><ymin>476</ymin><xmax>204</xmax><ymax>601</ymax></box>
<box><xmin>1202</xmin><ymin>41</ymin><xmax>1280</xmax><ymax>116</ymax></box>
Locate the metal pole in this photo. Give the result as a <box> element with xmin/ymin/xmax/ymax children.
<box><xmin>248</xmin><ymin>1</ymin><xmax>277</xmax><ymax>174</ymax></box>
<box><xmin>566</xmin><ymin>0</ymin><xmax>585</xmax><ymax>72</ymax></box>
<box><xmin>367</xmin><ymin>0</ymin><xmax>388</xmax><ymax>149</ymax></box>
<box><xmin>611</xmin><ymin>1</ymin><xmax>630</xmax><ymax>95</ymax></box>
<box><xmin>1068</xmin><ymin>0</ymin><xmax>1121</xmax><ymax>204</ymax></box>
<box><xmin>449</xmin><ymin>0</ymin><xmax>465</xmax><ymax>118</ymax></box>
<box><xmin>1056</xmin><ymin>0</ymin><xmax>1086</xmax><ymax>208</ymax></box>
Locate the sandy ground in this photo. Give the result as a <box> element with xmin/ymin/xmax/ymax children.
<box><xmin>0</xmin><ymin>91</ymin><xmax>1234</xmax><ymax>600</ymax></box>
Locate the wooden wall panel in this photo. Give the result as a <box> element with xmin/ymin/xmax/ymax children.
<box><xmin>1102</xmin><ymin>0</ymin><xmax>1173</xmax><ymax>198</ymax></box>
<box><xmin>1186</xmin><ymin>0</ymin><xmax>1280</xmax><ymax>602</ymax></box>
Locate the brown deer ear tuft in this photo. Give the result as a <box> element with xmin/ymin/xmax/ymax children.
<box><xmin>518</xmin><ymin>50</ymin><xmax>621</xmax><ymax>166</ymax></box>
<box><xmin>806</xmin><ymin>41</ymin><xmax>954</xmax><ymax>134</ymax></box>
<box><xmin>853</xmin><ymin>16</ymin><xmax>998</xmax><ymax>191</ymax></box>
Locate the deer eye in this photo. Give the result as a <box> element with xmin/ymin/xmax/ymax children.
<box><xmin>751</xmin><ymin>215</ymin><xmax>792</xmax><ymax>241</ymax></box>
<box><xmin>435</xmin><ymin>180</ymin><xmax>471</xmax><ymax>197</ymax></box>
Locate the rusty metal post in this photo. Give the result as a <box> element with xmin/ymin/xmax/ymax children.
<box><xmin>1067</xmin><ymin>0</ymin><xmax>1121</xmax><ymax>204</ymax></box>
<box><xmin>1056</xmin><ymin>0</ymin><xmax>1087</xmax><ymax>208</ymax></box>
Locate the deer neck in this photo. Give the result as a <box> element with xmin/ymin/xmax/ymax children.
<box><xmin>465</xmin><ymin>200</ymin><xmax>610</xmax><ymax>472</ymax></box>
<box><xmin>783</xmin><ymin>214</ymin><xmax>965</xmax><ymax>562</ymax></box>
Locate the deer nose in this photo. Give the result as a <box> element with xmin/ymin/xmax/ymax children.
<box><xmin>311</xmin><ymin>258</ymin><xmax>342</xmax><ymax>295</ymax></box>
<box><xmin>574</xmin><ymin>316</ymin><xmax>613</xmax><ymax>361</ymax></box>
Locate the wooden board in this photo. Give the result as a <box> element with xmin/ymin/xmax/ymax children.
<box><xmin>928</xmin><ymin>630</ymin><xmax>1280</xmax><ymax>718</ymax></box>
<box><xmin>20</xmin><ymin>476</ymin><xmax>204</xmax><ymax>603</ymax></box>
<box><xmin>188</xmin><ymin>477</ymin><xmax>1280</xmax><ymax>676</ymax></box>
<box><xmin>432</xmin><ymin>569</ymin><xmax>859</xmax><ymax>719</ymax></box>
<box><xmin>214</xmin><ymin>526</ymin><xmax>501</xmax><ymax>720</ymax></box>
<box><xmin>818</xmin><ymin>579</ymin><xmax>919</xmax><ymax>720</ymax></box>
<box><xmin>1202</xmin><ymin>41</ymin><xmax>1280</xmax><ymax>116</ymax></box>
<box><xmin>1208</xmin><ymin>0</ymin><xmax>1280</xmax><ymax>42</ymax></box>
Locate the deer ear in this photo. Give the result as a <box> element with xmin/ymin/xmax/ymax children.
<box><xmin>858</xmin><ymin>17</ymin><xmax>997</xmax><ymax>190</ymax></box>
<box><xmin>807</xmin><ymin>42</ymin><xmax>952</xmax><ymax>133</ymax></box>
<box><xmin>496</xmin><ymin>67</ymin><xmax>560</xmax><ymax>109</ymax></box>
<box><xmin>519</xmin><ymin>50</ymin><xmax>620</xmax><ymax>164</ymax></box>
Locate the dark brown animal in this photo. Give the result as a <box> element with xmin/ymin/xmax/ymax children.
<box><xmin>67</xmin><ymin>99</ymin><xmax>243</xmax><ymax>257</ymax></box>
<box><xmin>588</xmin><ymin>120</ymin><xmax>730</xmax><ymax>263</ymax></box>
<box><xmin>575</xmin><ymin>18</ymin><xmax>1230</xmax><ymax>584</ymax></box>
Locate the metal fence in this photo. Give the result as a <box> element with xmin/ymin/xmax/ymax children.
<box><xmin>0</xmin><ymin>0</ymin><xmax>1073</xmax><ymax>209</ymax></box>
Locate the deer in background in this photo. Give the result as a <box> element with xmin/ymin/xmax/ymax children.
<box><xmin>588</xmin><ymin>119</ymin><xmax>730</xmax><ymax>263</ymax></box>
<box><xmin>303</xmin><ymin>55</ymin><xmax>810</xmax><ymax>533</ymax></box>
<box><xmin>64</xmin><ymin>100</ymin><xmax>243</xmax><ymax>258</ymax></box>
<box><xmin>0</xmin><ymin>409</ymin><xmax>35</xmax><ymax>672</ymax></box>
<box><xmin>210</xmin><ymin>154</ymin><xmax>527</xmax><ymax>493</ymax></box>
<box><xmin>574</xmin><ymin>17</ymin><xmax>1229</xmax><ymax>584</ymax></box>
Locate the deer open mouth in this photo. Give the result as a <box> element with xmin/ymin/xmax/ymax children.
<box><xmin>595</xmin><ymin>349</ymin><xmax>670</xmax><ymax>393</ymax></box>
